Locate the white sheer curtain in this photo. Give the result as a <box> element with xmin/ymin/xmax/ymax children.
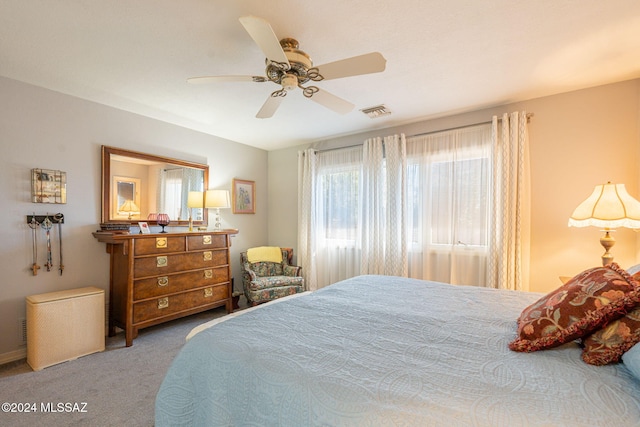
<box><xmin>316</xmin><ymin>146</ymin><xmax>363</xmax><ymax>288</ymax></box>
<box><xmin>298</xmin><ymin>136</ymin><xmax>406</xmax><ymax>290</ymax></box>
<box><xmin>298</xmin><ymin>146</ymin><xmax>363</xmax><ymax>291</ymax></box>
<box><xmin>298</xmin><ymin>119</ymin><xmax>528</xmax><ymax>291</ymax></box>
<box><xmin>360</xmin><ymin>135</ymin><xmax>407</xmax><ymax>276</ymax></box>
<box><xmin>406</xmin><ymin>124</ymin><xmax>492</xmax><ymax>286</ymax></box>
<box><xmin>159</xmin><ymin>168</ymin><xmax>183</xmax><ymax>220</ymax></box>
<box><xmin>180</xmin><ymin>168</ymin><xmax>203</xmax><ymax>220</ymax></box>
<box><xmin>297</xmin><ymin>148</ymin><xmax>318</xmax><ymax>290</ymax></box>
<box><xmin>487</xmin><ymin>111</ymin><xmax>531</xmax><ymax>291</ymax></box>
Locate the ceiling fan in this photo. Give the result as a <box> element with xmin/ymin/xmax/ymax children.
<box><xmin>188</xmin><ymin>15</ymin><xmax>387</xmax><ymax>118</ymax></box>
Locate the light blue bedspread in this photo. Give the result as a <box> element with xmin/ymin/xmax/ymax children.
<box><xmin>155</xmin><ymin>275</ymin><xmax>640</xmax><ymax>426</ymax></box>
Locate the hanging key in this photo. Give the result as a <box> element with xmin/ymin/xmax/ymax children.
<box><xmin>28</xmin><ymin>215</ymin><xmax>41</xmax><ymax>276</ymax></box>
<box><xmin>53</xmin><ymin>213</ymin><xmax>64</xmax><ymax>275</ymax></box>
<box><xmin>42</xmin><ymin>216</ymin><xmax>53</xmax><ymax>272</ymax></box>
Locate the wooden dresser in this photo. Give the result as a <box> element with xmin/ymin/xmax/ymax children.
<box><xmin>93</xmin><ymin>229</ymin><xmax>238</xmax><ymax>346</ymax></box>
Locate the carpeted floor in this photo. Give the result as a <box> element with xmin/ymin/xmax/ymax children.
<box><xmin>0</xmin><ymin>306</ymin><xmax>233</xmax><ymax>426</ymax></box>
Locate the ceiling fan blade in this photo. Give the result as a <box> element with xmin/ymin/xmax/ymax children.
<box><xmin>239</xmin><ymin>15</ymin><xmax>290</xmax><ymax>67</ymax></box>
<box><xmin>187</xmin><ymin>75</ymin><xmax>266</xmax><ymax>84</ymax></box>
<box><xmin>256</xmin><ymin>93</ymin><xmax>285</xmax><ymax>118</ymax></box>
<box><xmin>315</xmin><ymin>52</ymin><xmax>386</xmax><ymax>81</ymax></box>
<box><xmin>309</xmin><ymin>88</ymin><xmax>354</xmax><ymax>114</ymax></box>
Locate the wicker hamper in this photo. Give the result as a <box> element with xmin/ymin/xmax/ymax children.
<box><xmin>26</xmin><ymin>287</ymin><xmax>105</xmax><ymax>371</ymax></box>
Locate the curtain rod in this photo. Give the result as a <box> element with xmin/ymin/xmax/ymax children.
<box><xmin>410</xmin><ymin>112</ymin><xmax>534</xmax><ymax>139</ymax></box>
<box><xmin>312</xmin><ymin>112</ymin><xmax>534</xmax><ymax>153</ymax></box>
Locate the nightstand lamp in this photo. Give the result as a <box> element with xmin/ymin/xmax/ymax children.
<box><xmin>568</xmin><ymin>182</ymin><xmax>640</xmax><ymax>266</ymax></box>
<box><xmin>205</xmin><ymin>190</ymin><xmax>230</xmax><ymax>231</ymax></box>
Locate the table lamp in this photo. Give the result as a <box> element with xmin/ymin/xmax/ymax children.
<box><xmin>187</xmin><ymin>191</ymin><xmax>204</xmax><ymax>231</ymax></box>
<box><xmin>118</xmin><ymin>200</ymin><xmax>140</xmax><ymax>220</ymax></box>
<box><xmin>568</xmin><ymin>182</ymin><xmax>640</xmax><ymax>266</ymax></box>
<box><xmin>205</xmin><ymin>190</ymin><xmax>230</xmax><ymax>230</ymax></box>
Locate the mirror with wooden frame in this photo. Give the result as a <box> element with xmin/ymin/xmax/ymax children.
<box><xmin>101</xmin><ymin>145</ymin><xmax>209</xmax><ymax>227</ymax></box>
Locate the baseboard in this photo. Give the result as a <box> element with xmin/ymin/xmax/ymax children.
<box><xmin>1</xmin><ymin>297</ymin><xmax>108</xmax><ymax>367</ymax></box>
<box><xmin>0</xmin><ymin>348</ymin><xmax>27</xmax><ymax>365</ymax></box>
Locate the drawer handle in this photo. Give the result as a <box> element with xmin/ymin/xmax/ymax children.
<box><xmin>204</xmin><ymin>269</ymin><xmax>213</xmax><ymax>279</ymax></box>
<box><xmin>156</xmin><ymin>237</ymin><xmax>168</xmax><ymax>249</ymax></box>
<box><xmin>203</xmin><ymin>251</ymin><xmax>212</xmax><ymax>261</ymax></box>
<box><xmin>156</xmin><ymin>256</ymin><xmax>168</xmax><ymax>267</ymax></box>
<box><xmin>203</xmin><ymin>235</ymin><xmax>212</xmax><ymax>245</ymax></box>
<box><xmin>157</xmin><ymin>276</ymin><xmax>169</xmax><ymax>287</ymax></box>
<box><xmin>204</xmin><ymin>287</ymin><xmax>213</xmax><ymax>298</ymax></box>
<box><xmin>158</xmin><ymin>297</ymin><xmax>169</xmax><ymax>309</ymax></box>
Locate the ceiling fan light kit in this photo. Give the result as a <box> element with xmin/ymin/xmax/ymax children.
<box><xmin>189</xmin><ymin>15</ymin><xmax>386</xmax><ymax>118</ymax></box>
<box><xmin>280</xmin><ymin>73</ymin><xmax>298</xmax><ymax>91</ymax></box>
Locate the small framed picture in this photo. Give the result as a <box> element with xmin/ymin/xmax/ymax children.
<box><xmin>138</xmin><ymin>222</ymin><xmax>151</xmax><ymax>234</ymax></box>
<box><xmin>232</xmin><ymin>179</ymin><xmax>255</xmax><ymax>214</ymax></box>
<box><xmin>32</xmin><ymin>168</ymin><xmax>67</xmax><ymax>204</ymax></box>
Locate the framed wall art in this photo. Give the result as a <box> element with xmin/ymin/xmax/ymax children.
<box><xmin>232</xmin><ymin>179</ymin><xmax>255</xmax><ymax>214</ymax></box>
<box><xmin>31</xmin><ymin>168</ymin><xmax>67</xmax><ymax>204</ymax></box>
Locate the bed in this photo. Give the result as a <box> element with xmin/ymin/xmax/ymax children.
<box><xmin>155</xmin><ymin>274</ymin><xmax>640</xmax><ymax>426</ymax></box>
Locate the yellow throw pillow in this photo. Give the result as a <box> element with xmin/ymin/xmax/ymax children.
<box><xmin>247</xmin><ymin>246</ymin><xmax>282</xmax><ymax>263</ymax></box>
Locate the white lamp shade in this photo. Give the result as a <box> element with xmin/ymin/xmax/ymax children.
<box><xmin>568</xmin><ymin>182</ymin><xmax>640</xmax><ymax>229</ymax></box>
<box><xmin>187</xmin><ymin>191</ymin><xmax>204</xmax><ymax>208</ymax></box>
<box><xmin>205</xmin><ymin>190</ymin><xmax>230</xmax><ymax>209</ymax></box>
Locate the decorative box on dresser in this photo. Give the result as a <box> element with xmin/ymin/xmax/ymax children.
<box><xmin>93</xmin><ymin>229</ymin><xmax>239</xmax><ymax>346</ymax></box>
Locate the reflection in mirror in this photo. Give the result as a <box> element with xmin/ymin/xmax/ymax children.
<box><xmin>114</xmin><ymin>176</ymin><xmax>141</xmax><ymax>219</ymax></box>
<box><xmin>102</xmin><ymin>146</ymin><xmax>209</xmax><ymax>227</ymax></box>
<box><xmin>117</xmin><ymin>181</ymin><xmax>135</xmax><ymax>205</ymax></box>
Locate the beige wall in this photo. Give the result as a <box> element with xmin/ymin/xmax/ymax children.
<box><xmin>524</xmin><ymin>80</ymin><xmax>640</xmax><ymax>292</ymax></box>
<box><xmin>2</xmin><ymin>75</ymin><xmax>638</xmax><ymax>361</ymax></box>
<box><xmin>0</xmin><ymin>76</ymin><xmax>268</xmax><ymax>360</ymax></box>
<box><xmin>267</xmin><ymin>145</ymin><xmax>302</xmax><ymax>253</ymax></box>
<box><xmin>268</xmin><ymin>79</ymin><xmax>640</xmax><ymax>294</ymax></box>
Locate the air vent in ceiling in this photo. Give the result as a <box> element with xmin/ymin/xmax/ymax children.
<box><xmin>360</xmin><ymin>104</ymin><xmax>391</xmax><ymax>119</ymax></box>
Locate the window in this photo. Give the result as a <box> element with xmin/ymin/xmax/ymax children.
<box><xmin>308</xmin><ymin>125</ymin><xmax>492</xmax><ymax>287</ymax></box>
<box><xmin>406</xmin><ymin>124</ymin><xmax>492</xmax><ymax>285</ymax></box>
<box><xmin>429</xmin><ymin>157</ymin><xmax>489</xmax><ymax>247</ymax></box>
<box><xmin>317</xmin><ymin>147</ymin><xmax>363</xmax><ymax>245</ymax></box>
<box><xmin>320</xmin><ymin>168</ymin><xmax>360</xmax><ymax>241</ymax></box>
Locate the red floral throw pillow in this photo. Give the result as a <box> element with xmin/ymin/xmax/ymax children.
<box><xmin>509</xmin><ymin>263</ymin><xmax>640</xmax><ymax>352</ymax></box>
<box><xmin>581</xmin><ymin>307</ymin><xmax>640</xmax><ymax>365</ymax></box>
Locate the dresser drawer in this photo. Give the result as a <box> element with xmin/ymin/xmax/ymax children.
<box><xmin>134</xmin><ymin>249</ymin><xmax>228</xmax><ymax>276</ymax></box>
<box><xmin>187</xmin><ymin>234</ymin><xmax>227</xmax><ymax>250</ymax></box>
<box><xmin>133</xmin><ymin>266</ymin><xmax>230</xmax><ymax>300</ymax></box>
<box><xmin>134</xmin><ymin>236</ymin><xmax>186</xmax><ymax>255</ymax></box>
<box><xmin>133</xmin><ymin>284</ymin><xmax>229</xmax><ymax>323</ymax></box>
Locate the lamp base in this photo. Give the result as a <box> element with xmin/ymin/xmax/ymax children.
<box><xmin>214</xmin><ymin>208</ymin><xmax>222</xmax><ymax>231</ymax></box>
<box><xmin>600</xmin><ymin>229</ymin><xmax>615</xmax><ymax>266</ymax></box>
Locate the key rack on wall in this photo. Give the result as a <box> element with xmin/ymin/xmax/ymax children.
<box><xmin>26</xmin><ymin>214</ymin><xmax>65</xmax><ymax>224</ymax></box>
<box><xmin>26</xmin><ymin>213</ymin><xmax>65</xmax><ymax>276</ymax></box>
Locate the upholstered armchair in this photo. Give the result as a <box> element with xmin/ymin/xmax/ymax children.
<box><xmin>240</xmin><ymin>246</ymin><xmax>304</xmax><ymax>306</ymax></box>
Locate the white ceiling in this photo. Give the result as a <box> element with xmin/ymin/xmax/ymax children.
<box><xmin>1</xmin><ymin>1</ymin><xmax>640</xmax><ymax>151</ymax></box>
